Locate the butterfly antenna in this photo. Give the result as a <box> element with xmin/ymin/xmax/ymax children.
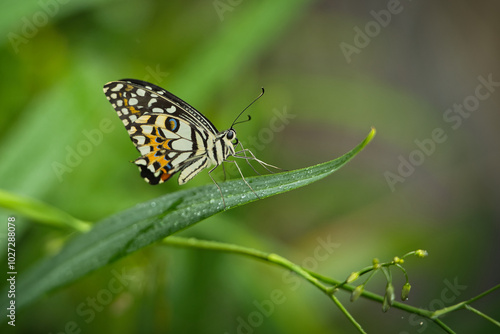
<box><xmin>231</xmin><ymin>88</ymin><xmax>265</xmax><ymax>128</ymax></box>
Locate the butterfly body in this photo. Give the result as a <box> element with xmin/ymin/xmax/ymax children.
<box><xmin>103</xmin><ymin>79</ymin><xmax>238</xmax><ymax>186</ymax></box>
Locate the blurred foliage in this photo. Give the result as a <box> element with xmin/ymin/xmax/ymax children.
<box><xmin>1</xmin><ymin>0</ymin><xmax>499</xmax><ymax>333</ymax></box>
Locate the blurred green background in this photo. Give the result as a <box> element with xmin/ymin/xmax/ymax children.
<box><xmin>1</xmin><ymin>0</ymin><xmax>500</xmax><ymax>333</ymax></box>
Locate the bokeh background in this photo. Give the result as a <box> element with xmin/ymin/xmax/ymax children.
<box><xmin>1</xmin><ymin>0</ymin><xmax>500</xmax><ymax>333</ymax></box>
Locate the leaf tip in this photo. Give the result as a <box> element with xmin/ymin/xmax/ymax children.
<box><xmin>368</xmin><ymin>127</ymin><xmax>376</xmax><ymax>140</ymax></box>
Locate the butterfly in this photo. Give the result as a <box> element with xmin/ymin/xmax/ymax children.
<box><xmin>103</xmin><ymin>79</ymin><xmax>277</xmax><ymax>208</ymax></box>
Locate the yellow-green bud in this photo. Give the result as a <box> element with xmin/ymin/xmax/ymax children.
<box><xmin>382</xmin><ymin>283</ymin><xmax>395</xmax><ymax>312</ymax></box>
<box><xmin>401</xmin><ymin>283</ymin><xmax>411</xmax><ymax>301</ymax></box>
<box><xmin>351</xmin><ymin>285</ymin><xmax>364</xmax><ymax>302</ymax></box>
<box><xmin>415</xmin><ymin>249</ymin><xmax>428</xmax><ymax>258</ymax></box>
<box><xmin>346</xmin><ymin>272</ymin><xmax>359</xmax><ymax>283</ymax></box>
<box><xmin>393</xmin><ymin>256</ymin><xmax>404</xmax><ymax>264</ymax></box>
<box><xmin>382</xmin><ymin>296</ymin><xmax>390</xmax><ymax>312</ymax></box>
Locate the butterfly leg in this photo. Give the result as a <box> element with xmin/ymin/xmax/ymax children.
<box><xmin>208</xmin><ymin>165</ymin><xmax>226</xmax><ymax>210</ymax></box>
<box><xmin>235</xmin><ymin>142</ymin><xmax>261</xmax><ymax>175</ymax></box>
<box><xmin>224</xmin><ymin>159</ymin><xmax>260</xmax><ymax>200</ymax></box>
<box><xmin>234</xmin><ymin>148</ymin><xmax>284</xmax><ymax>174</ymax></box>
<box><xmin>234</xmin><ymin>141</ymin><xmax>269</xmax><ymax>175</ymax></box>
<box><xmin>221</xmin><ymin>162</ymin><xmax>227</xmax><ymax>182</ymax></box>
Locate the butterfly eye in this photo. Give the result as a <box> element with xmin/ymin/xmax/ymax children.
<box><xmin>227</xmin><ymin>130</ymin><xmax>238</xmax><ymax>145</ymax></box>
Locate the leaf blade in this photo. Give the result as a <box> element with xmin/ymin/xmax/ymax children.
<box><xmin>6</xmin><ymin>128</ymin><xmax>375</xmax><ymax>311</ymax></box>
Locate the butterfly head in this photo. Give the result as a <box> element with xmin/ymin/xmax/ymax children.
<box><xmin>219</xmin><ymin>129</ymin><xmax>238</xmax><ymax>157</ymax></box>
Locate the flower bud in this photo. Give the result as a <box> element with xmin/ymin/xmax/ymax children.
<box><xmin>415</xmin><ymin>249</ymin><xmax>428</xmax><ymax>258</ymax></box>
<box><xmin>382</xmin><ymin>283</ymin><xmax>395</xmax><ymax>312</ymax></box>
<box><xmin>351</xmin><ymin>285</ymin><xmax>364</xmax><ymax>302</ymax></box>
<box><xmin>346</xmin><ymin>272</ymin><xmax>359</xmax><ymax>283</ymax></box>
<box><xmin>401</xmin><ymin>282</ymin><xmax>411</xmax><ymax>301</ymax></box>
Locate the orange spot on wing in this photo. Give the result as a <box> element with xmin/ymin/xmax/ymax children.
<box><xmin>161</xmin><ymin>171</ymin><xmax>172</xmax><ymax>182</ymax></box>
<box><xmin>156</xmin><ymin>156</ymin><xmax>169</xmax><ymax>165</ymax></box>
<box><xmin>129</xmin><ymin>106</ymin><xmax>140</xmax><ymax>113</ymax></box>
<box><xmin>144</xmin><ymin>151</ymin><xmax>171</xmax><ymax>169</ymax></box>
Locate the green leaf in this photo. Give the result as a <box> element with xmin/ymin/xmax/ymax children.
<box><xmin>3</xmin><ymin>128</ymin><xmax>375</xmax><ymax>312</ymax></box>
<box><xmin>0</xmin><ymin>189</ymin><xmax>91</xmax><ymax>232</ymax></box>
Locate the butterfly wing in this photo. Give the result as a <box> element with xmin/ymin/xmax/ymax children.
<box><xmin>103</xmin><ymin>79</ymin><xmax>216</xmax><ymax>184</ymax></box>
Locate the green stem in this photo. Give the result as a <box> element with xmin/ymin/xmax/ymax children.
<box><xmin>0</xmin><ymin>189</ymin><xmax>91</xmax><ymax>232</ymax></box>
<box><xmin>465</xmin><ymin>305</ymin><xmax>500</xmax><ymax>327</ymax></box>
<box><xmin>395</xmin><ymin>263</ymin><xmax>409</xmax><ymax>283</ymax></box>
<box><xmin>164</xmin><ymin>236</ymin><xmax>500</xmax><ymax>333</ymax></box>
<box><xmin>431</xmin><ymin>284</ymin><xmax>500</xmax><ymax>318</ymax></box>
<box><xmin>163</xmin><ymin>236</ymin><xmax>366</xmax><ymax>333</ymax></box>
<box><xmin>433</xmin><ymin>318</ymin><xmax>456</xmax><ymax>334</ymax></box>
<box><xmin>163</xmin><ymin>237</ymin><xmax>437</xmax><ymax>319</ymax></box>
<box><xmin>330</xmin><ymin>294</ymin><xmax>367</xmax><ymax>334</ymax></box>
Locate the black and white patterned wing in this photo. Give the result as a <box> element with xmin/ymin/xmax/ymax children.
<box><xmin>103</xmin><ymin>79</ymin><xmax>219</xmax><ymax>133</ymax></box>
<box><xmin>103</xmin><ymin>79</ymin><xmax>215</xmax><ymax>185</ymax></box>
